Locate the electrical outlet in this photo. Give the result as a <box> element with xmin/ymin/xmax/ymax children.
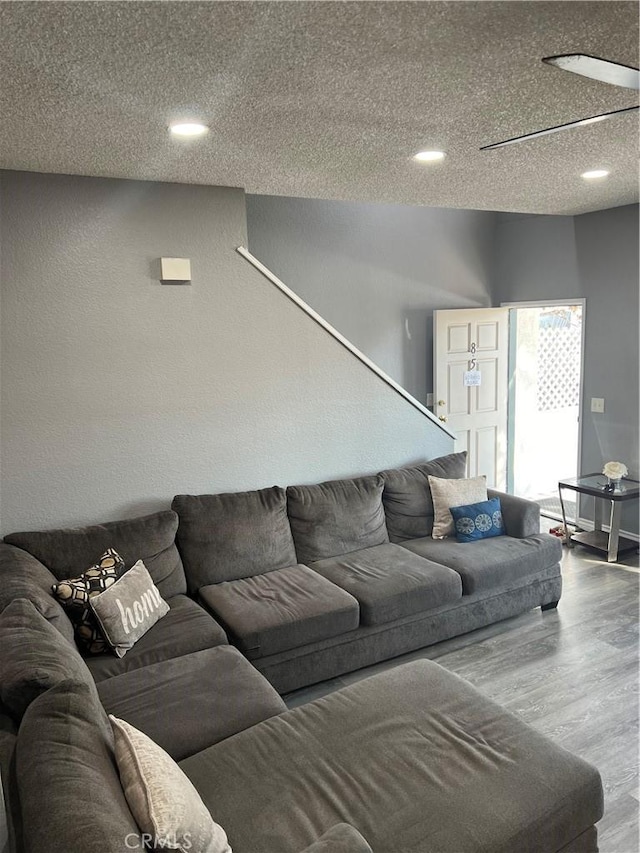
<box><xmin>426</xmin><ymin>392</ymin><xmax>434</xmax><ymax>408</ymax></box>
<box><xmin>591</xmin><ymin>397</ymin><xmax>605</xmax><ymax>413</ymax></box>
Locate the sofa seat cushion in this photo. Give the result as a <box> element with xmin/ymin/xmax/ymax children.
<box><xmin>180</xmin><ymin>660</ymin><xmax>603</xmax><ymax>853</ymax></box>
<box><xmin>401</xmin><ymin>533</ymin><xmax>562</xmax><ymax>595</ymax></box>
<box><xmin>199</xmin><ymin>565</ymin><xmax>360</xmax><ymax>659</ymax></box>
<box><xmin>98</xmin><ymin>646</ymin><xmax>286</xmax><ymax>761</ymax></box>
<box><xmin>85</xmin><ymin>594</ymin><xmax>228</xmax><ymax>682</ymax></box>
<box><xmin>310</xmin><ymin>544</ymin><xmax>462</xmax><ymax>626</ymax></box>
<box><xmin>287</xmin><ymin>476</ymin><xmax>389</xmax><ymax>564</ymax></box>
<box><xmin>4</xmin><ymin>509</ymin><xmax>187</xmax><ymax>599</ymax></box>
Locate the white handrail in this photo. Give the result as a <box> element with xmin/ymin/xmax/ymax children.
<box><xmin>236</xmin><ymin>246</ymin><xmax>456</xmax><ymax>439</ymax></box>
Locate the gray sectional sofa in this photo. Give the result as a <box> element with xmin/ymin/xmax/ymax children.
<box><xmin>0</xmin><ymin>452</ymin><xmax>603</xmax><ymax>852</ymax></box>
<box><xmin>172</xmin><ymin>451</ymin><xmax>562</xmax><ymax>692</ymax></box>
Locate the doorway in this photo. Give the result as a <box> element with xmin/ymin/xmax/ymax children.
<box><xmin>506</xmin><ymin>301</ymin><xmax>584</xmax><ymax>520</ymax></box>
<box><xmin>433</xmin><ymin>301</ymin><xmax>585</xmax><ymax>520</ymax></box>
<box><xmin>433</xmin><ymin>308</ymin><xmax>509</xmax><ymax>490</ymax></box>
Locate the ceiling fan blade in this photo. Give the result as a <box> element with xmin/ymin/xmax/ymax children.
<box><xmin>542</xmin><ymin>54</ymin><xmax>640</xmax><ymax>90</ymax></box>
<box><xmin>480</xmin><ymin>105</ymin><xmax>639</xmax><ymax>150</ymax></box>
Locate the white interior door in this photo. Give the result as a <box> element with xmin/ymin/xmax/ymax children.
<box><xmin>434</xmin><ymin>307</ymin><xmax>509</xmax><ymax>489</ymax></box>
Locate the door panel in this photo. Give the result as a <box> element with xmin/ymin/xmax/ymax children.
<box><xmin>447</xmin><ymin>324</ymin><xmax>471</xmax><ymax>353</ymax></box>
<box><xmin>448</xmin><ymin>362</ymin><xmax>470</xmax><ymax>415</ymax></box>
<box><xmin>476</xmin><ymin>358</ymin><xmax>498</xmax><ymax>413</ymax></box>
<box><xmin>477</xmin><ymin>321</ymin><xmax>499</xmax><ymax>351</ymax></box>
<box><xmin>434</xmin><ymin>307</ymin><xmax>508</xmax><ymax>490</ymax></box>
<box><xmin>476</xmin><ymin>426</ymin><xmax>498</xmax><ymax>487</ymax></box>
<box><xmin>455</xmin><ymin>430</ymin><xmax>470</xmax><ymax>455</ymax></box>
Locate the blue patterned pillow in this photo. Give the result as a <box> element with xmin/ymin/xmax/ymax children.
<box><xmin>450</xmin><ymin>497</ymin><xmax>504</xmax><ymax>543</ymax></box>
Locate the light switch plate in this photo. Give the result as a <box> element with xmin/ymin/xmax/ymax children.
<box><xmin>591</xmin><ymin>397</ymin><xmax>605</xmax><ymax>413</ymax></box>
<box><xmin>160</xmin><ymin>257</ymin><xmax>191</xmax><ymax>283</ymax></box>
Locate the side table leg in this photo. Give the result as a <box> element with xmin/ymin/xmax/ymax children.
<box><xmin>558</xmin><ymin>485</ymin><xmax>571</xmax><ymax>547</ymax></box>
<box><xmin>593</xmin><ymin>497</ymin><xmax>603</xmax><ymax>531</ymax></box>
<box><xmin>608</xmin><ymin>502</ymin><xmax>621</xmax><ymax>562</ymax></box>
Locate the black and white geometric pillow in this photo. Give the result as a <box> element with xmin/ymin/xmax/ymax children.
<box><xmin>52</xmin><ymin>549</ymin><xmax>127</xmax><ymax>654</ymax></box>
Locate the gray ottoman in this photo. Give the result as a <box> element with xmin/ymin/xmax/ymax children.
<box><xmin>181</xmin><ymin>660</ymin><xmax>603</xmax><ymax>853</ymax></box>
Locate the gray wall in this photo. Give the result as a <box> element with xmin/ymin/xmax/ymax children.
<box><xmin>493</xmin><ymin>205</ymin><xmax>639</xmax><ymax>533</ymax></box>
<box><xmin>247</xmin><ymin>195</ymin><xmax>495</xmax><ymax>404</ymax></box>
<box><xmin>1</xmin><ymin>172</ymin><xmax>635</xmax><ymax>537</ymax></box>
<box><xmin>492</xmin><ymin>213</ymin><xmax>581</xmax><ymax>297</ymax></box>
<box><xmin>249</xmin><ymin>196</ymin><xmax>639</xmax><ymax>535</ymax></box>
<box><xmin>0</xmin><ymin>170</ymin><xmax>452</xmax><ymax>535</ymax></box>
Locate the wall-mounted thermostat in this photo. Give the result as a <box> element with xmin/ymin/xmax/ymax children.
<box><xmin>160</xmin><ymin>257</ymin><xmax>191</xmax><ymax>284</ymax></box>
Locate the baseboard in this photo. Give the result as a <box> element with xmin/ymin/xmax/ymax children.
<box><xmin>576</xmin><ymin>516</ymin><xmax>640</xmax><ymax>543</ymax></box>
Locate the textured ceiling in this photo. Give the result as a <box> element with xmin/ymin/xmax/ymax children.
<box><xmin>0</xmin><ymin>1</ymin><xmax>638</xmax><ymax>215</ymax></box>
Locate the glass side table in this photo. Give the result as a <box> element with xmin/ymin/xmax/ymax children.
<box><xmin>558</xmin><ymin>474</ymin><xmax>640</xmax><ymax>562</ymax></box>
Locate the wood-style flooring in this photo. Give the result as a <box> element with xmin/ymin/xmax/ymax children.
<box><xmin>283</xmin><ymin>544</ymin><xmax>640</xmax><ymax>853</ymax></box>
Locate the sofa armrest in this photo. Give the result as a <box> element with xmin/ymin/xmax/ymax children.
<box><xmin>487</xmin><ymin>490</ymin><xmax>540</xmax><ymax>538</ymax></box>
<box><xmin>0</xmin><ymin>543</ymin><xmax>74</xmax><ymax>643</ymax></box>
<box><xmin>298</xmin><ymin>824</ymin><xmax>373</xmax><ymax>853</ymax></box>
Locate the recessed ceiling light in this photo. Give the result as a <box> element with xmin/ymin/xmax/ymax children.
<box><xmin>581</xmin><ymin>169</ymin><xmax>609</xmax><ymax>180</ymax></box>
<box><xmin>169</xmin><ymin>122</ymin><xmax>209</xmax><ymax>137</ymax></box>
<box><xmin>413</xmin><ymin>150</ymin><xmax>446</xmax><ymax>162</ymax></box>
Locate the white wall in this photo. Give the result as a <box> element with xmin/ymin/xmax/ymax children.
<box><xmin>247</xmin><ymin>195</ymin><xmax>496</xmax><ymax>404</ymax></box>
<box><xmin>0</xmin><ymin>171</ymin><xmax>452</xmax><ymax>535</ymax></box>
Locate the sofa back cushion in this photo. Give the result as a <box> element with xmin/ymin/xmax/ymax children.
<box><xmin>380</xmin><ymin>452</ymin><xmax>468</xmax><ymax>542</ymax></box>
<box><xmin>4</xmin><ymin>510</ymin><xmax>186</xmax><ymax>599</ymax></box>
<box><xmin>287</xmin><ymin>476</ymin><xmax>389</xmax><ymax>564</ymax></box>
<box><xmin>173</xmin><ymin>487</ymin><xmax>297</xmax><ymax>592</ymax></box>
<box><xmin>0</xmin><ymin>598</ymin><xmax>99</xmax><ymax>723</ymax></box>
<box><xmin>0</xmin><ymin>543</ymin><xmax>75</xmax><ymax>644</ymax></box>
<box><xmin>16</xmin><ymin>680</ymin><xmax>143</xmax><ymax>853</ymax></box>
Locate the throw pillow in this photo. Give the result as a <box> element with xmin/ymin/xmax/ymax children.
<box><xmin>51</xmin><ymin>549</ymin><xmax>127</xmax><ymax>654</ymax></box>
<box><xmin>450</xmin><ymin>497</ymin><xmax>505</xmax><ymax>543</ymax></box>
<box><xmin>110</xmin><ymin>715</ymin><xmax>232</xmax><ymax>853</ymax></box>
<box><xmin>90</xmin><ymin>560</ymin><xmax>169</xmax><ymax>658</ymax></box>
<box><xmin>428</xmin><ymin>475</ymin><xmax>487</xmax><ymax>539</ymax></box>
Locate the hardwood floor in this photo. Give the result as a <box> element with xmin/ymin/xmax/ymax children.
<box><xmin>283</xmin><ymin>544</ymin><xmax>640</xmax><ymax>853</ymax></box>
